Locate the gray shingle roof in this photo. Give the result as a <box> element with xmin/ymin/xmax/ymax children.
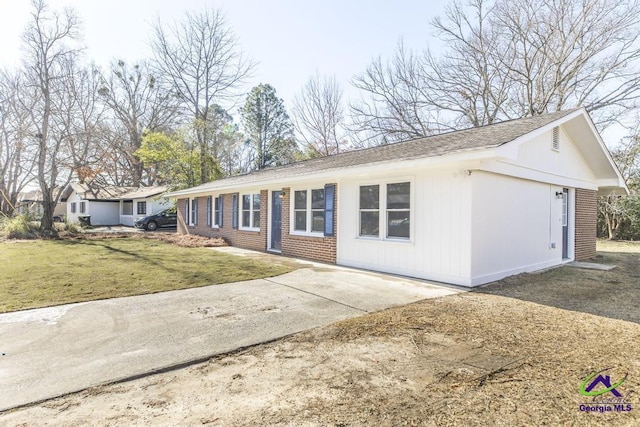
<box><xmin>71</xmin><ymin>183</ymin><xmax>167</xmax><ymax>201</ymax></box>
<box><xmin>169</xmin><ymin>108</ymin><xmax>580</xmax><ymax>195</ymax></box>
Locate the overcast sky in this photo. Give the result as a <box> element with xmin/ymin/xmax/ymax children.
<box><xmin>0</xmin><ymin>0</ymin><xmax>448</xmax><ymax>110</ymax></box>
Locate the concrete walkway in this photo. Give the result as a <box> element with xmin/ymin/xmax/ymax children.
<box><xmin>0</xmin><ymin>255</ymin><xmax>459</xmax><ymax>411</ymax></box>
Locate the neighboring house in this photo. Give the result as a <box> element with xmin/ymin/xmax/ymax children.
<box><xmin>66</xmin><ymin>183</ymin><xmax>169</xmax><ymax>226</ymax></box>
<box><xmin>165</xmin><ymin>109</ymin><xmax>628</xmax><ymax>287</ymax></box>
<box><xmin>16</xmin><ymin>188</ymin><xmax>67</xmax><ymax>219</ymax></box>
<box><xmin>118</xmin><ymin>186</ymin><xmax>171</xmax><ymax>226</ymax></box>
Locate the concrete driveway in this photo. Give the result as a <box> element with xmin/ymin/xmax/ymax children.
<box><xmin>0</xmin><ymin>252</ymin><xmax>459</xmax><ymax>412</ymax></box>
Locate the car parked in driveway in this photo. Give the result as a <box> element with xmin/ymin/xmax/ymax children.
<box><xmin>134</xmin><ymin>208</ymin><xmax>177</xmax><ymax>231</ymax></box>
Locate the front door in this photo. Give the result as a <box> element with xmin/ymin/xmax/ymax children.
<box><xmin>271</xmin><ymin>191</ymin><xmax>282</xmax><ymax>251</ymax></box>
<box><xmin>562</xmin><ymin>188</ymin><xmax>569</xmax><ymax>259</ymax></box>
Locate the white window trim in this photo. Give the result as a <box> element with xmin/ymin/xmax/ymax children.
<box><xmin>213</xmin><ymin>196</ymin><xmax>221</xmax><ymax>229</ymax></box>
<box><xmin>190</xmin><ymin>198</ymin><xmax>198</xmax><ymax>226</ymax></box>
<box><xmin>357</xmin><ymin>178</ymin><xmax>413</xmax><ymax>243</ymax></box>
<box><xmin>79</xmin><ymin>201</ymin><xmax>86</xmax><ymax>214</ymax></box>
<box><xmin>240</xmin><ymin>192</ymin><xmax>261</xmax><ymax>231</ymax></box>
<box><xmin>290</xmin><ymin>187</ymin><xmax>326</xmax><ymax>237</ymax></box>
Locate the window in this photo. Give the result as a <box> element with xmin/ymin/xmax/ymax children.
<box><xmin>294</xmin><ymin>190</ymin><xmax>307</xmax><ymax>231</ymax></box>
<box><xmin>562</xmin><ymin>191</ymin><xmax>568</xmax><ymax>227</ymax></box>
<box><xmin>386</xmin><ymin>182</ymin><xmax>410</xmax><ymax>239</ymax></box>
<box><xmin>359</xmin><ymin>185</ymin><xmax>380</xmax><ymax>237</ymax></box>
<box><xmin>122</xmin><ymin>200</ymin><xmax>133</xmax><ymax>215</ymax></box>
<box><xmin>241</xmin><ymin>193</ymin><xmax>260</xmax><ymax>229</ymax></box>
<box><xmin>232</xmin><ymin>194</ymin><xmax>239</xmax><ymax>229</ymax></box>
<box><xmin>359</xmin><ymin>182</ymin><xmax>411</xmax><ymax>240</ymax></box>
<box><xmin>137</xmin><ymin>201</ymin><xmax>147</xmax><ymax>215</ymax></box>
<box><xmin>214</xmin><ymin>196</ymin><xmax>223</xmax><ymax>227</ymax></box>
<box><xmin>190</xmin><ymin>198</ymin><xmax>198</xmax><ymax>225</ymax></box>
<box><xmin>206</xmin><ymin>196</ymin><xmax>212</xmax><ymax>226</ymax></box>
<box><xmin>80</xmin><ymin>201</ymin><xmax>86</xmax><ymax>214</ymax></box>
<box><xmin>70</xmin><ymin>202</ymin><xmax>77</xmax><ymax>214</ymax></box>
<box><xmin>293</xmin><ymin>188</ymin><xmax>325</xmax><ymax>234</ymax></box>
<box><xmin>552</xmin><ymin>126</ymin><xmax>560</xmax><ymax>151</ymax></box>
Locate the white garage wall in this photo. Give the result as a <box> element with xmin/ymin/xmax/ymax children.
<box><xmin>470</xmin><ymin>172</ymin><xmax>565</xmax><ymax>285</ymax></box>
<box><xmin>84</xmin><ymin>201</ymin><xmax>120</xmax><ymax>225</ymax></box>
<box><xmin>337</xmin><ymin>167</ymin><xmax>473</xmax><ymax>286</ymax></box>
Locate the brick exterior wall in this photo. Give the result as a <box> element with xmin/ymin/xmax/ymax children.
<box><xmin>280</xmin><ymin>185</ymin><xmax>338</xmax><ymax>264</ymax></box>
<box><xmin>176</xmin><ymin>191</ymin><xmax>267</xmax><ymax>252</ymax></box>
<box><xmin>575</xmin><ymin>188</ymin><xmax>597</xmax><ymax>260</ymax></box>
<box><xmin>176</xmin><ymin>185</ymin><xmax>337</xmax><ymax>263</ymax></box>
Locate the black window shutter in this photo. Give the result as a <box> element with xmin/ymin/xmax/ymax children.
<box><xmin>219</xmin><ymin>196</ymin><xmax>224</xmax><ymax>228</ymax></box>
<box><xmin>232</xmin><ymin>194</ymin><xmax>238</xmax><ymax>229</ymax></box>
<box><xmin>324</xmin><ymin>184</ymin><xmax>335</xmax><ymax>237</ymax></box>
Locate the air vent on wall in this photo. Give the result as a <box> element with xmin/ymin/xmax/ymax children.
<box><xmin>552</xmin><ymin>126</ymin><xmax>560</xmax><ymax>151</ymax></box>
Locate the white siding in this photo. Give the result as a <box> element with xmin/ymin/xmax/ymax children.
<box><xmin>337</xmin><ymin>167</ymin><xmax>473</xmax><ymax>286</ymax></box>
<box><xmin>84</xmin><ymin>201</ymin><xmax>120</xmax><ymax>225</ymax></box>
<box><xmin>66</xmin><ymin>192</ymin><xmax>119</xmax><ymax>225</ymax></box>
<box><xmin>470</xmin><ymin>172</ymin><xmax>567</xmax><ymax>285</ymax></box>
<box><xmin>514</xmin><ymin>127</ymin><xmax>597</xmax><ymax>183</ymax></box>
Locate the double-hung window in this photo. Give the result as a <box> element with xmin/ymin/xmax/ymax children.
<box><xmin>70</xmin><ymin>202</ymin><xmax>77</xmax><ymax>214</ymax></box>
<box><xmin>79</xmin><ymin>201</ymin><xmax>86</xmax><ymax>214</ymax></box>
<box><xmin>359</xmin><ymin>182</ymin><xmax>410</xmax><ymax>240</ymax></box>
<box><xmin>293</xmin><ymin>188</ymin><xmax>325</xmax><ymax>234</ymax></box>
<box><xmin>241</xmin><ymin>193</ymin><xmax>260</xmax><ymax>230</ymax></box>
<box><xmin>214</xmin><ymin>196</ymin><xmax>223</xmax><ymax>227</ymax></box>
<box><xmin>137</xmin><ymin>201</ymin><xmax>146</xmax><ymax>215</ymax></box>
<box><xmin>190</xmin><ymin>198</ymin><xmax>198</xmax><ymax>226</ymax></box>
<box><xmin>359</xmin><ymin>185</ymin><xmax>380</xmax><ymax>237</ymax></box>
<box><xmin>386</xmin><ymin>182</ymin><xmax>410</xmax><ymax>239</ymax></box>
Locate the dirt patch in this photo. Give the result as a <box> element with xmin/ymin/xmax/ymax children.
<box><xmin>56</xmin><ymin>232</ymin><xmax>228</xmax><ymax>248</ymax></box>
<box><xmin>1</xmin><ymin>242</ymin><xmax>639</xmax><ymax>426</ymax></box>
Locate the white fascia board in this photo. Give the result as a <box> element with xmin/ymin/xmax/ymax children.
<box><xmin>165</xmin><ymin>148</ymin><xmax>497</xmax><ymax>198</ymax></box>
<box><xmin>478</xmin><ymin>159</ymin><xmax>599</xmax><ymax>190</ymax></box>
<box><xmin>580</xmin><ymin>112</ymin><xmax>629</xmax><ymax>194</ymax></box>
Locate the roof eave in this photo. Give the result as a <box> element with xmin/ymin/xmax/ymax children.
<box><xmin>164</xmin><ymin>147</ymin><xmax>498</xmax><ymax>198</ymax></box>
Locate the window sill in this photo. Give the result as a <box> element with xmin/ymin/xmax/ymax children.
<box><xmin>356</xmin><ymin>236</ymin><xmax>413</xmax><ymax>244</ymax></box>
<box><xmin>290</xmin><ymin>231</ymin><xmax>325</xmax><ymax>238</ymax></box>
<box><xmin>240</xmin><ymin>227</ymin><xmax>260</xmax><ymax>232</ymax></box>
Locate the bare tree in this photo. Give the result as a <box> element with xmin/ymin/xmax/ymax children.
<box><xmin>351</xmin><ymin>43</ymin><xmax>445</xmax><ymax>145</ymax></box>
<box><xmin>21</xmin><ymin>0</ymin><xmax>83</xmax><ymax>233</ymax></box>
<box><xmin>599</xmin><ymin>126</ymin><xmax>640</xmax><ymax>239</ymax></box>
<box><xmin>352</xmin><ymin>0</ymin><xmax>640</xmax><ymax>144</ymax></box>
<box><xmin>292</xmin><ymin>73</ymin><xmax>349</xmax><ymax>156</ymax></box>
<box><xmin>493</xmin><ymin>0</ymin><xmax>640</xmax><ymax>126</ymax></box>
<box><xmin>151</xmin><ymin>8</ymin><xmax>253</xmax><ymax>184</ymax></box>
<box><xmin>0</xmin><ymin>70</ymin><xmax>36</xmax><ymax>216</ymax></box>
<box><xmin>98</xmin><ymin>60</ymin><xmax>179</xmax><ymax>186</ymax></box>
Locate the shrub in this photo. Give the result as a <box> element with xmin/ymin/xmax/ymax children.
<box><xmin>0</xmin><ymin>215</ymin><xmax>39</xmax><ymax>239</ymax></box>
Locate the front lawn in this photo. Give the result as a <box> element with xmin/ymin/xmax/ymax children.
<box><xmin>0</xmin><ymin>237</ymin><xmax>292</xmax><ymax>313</ymax></box>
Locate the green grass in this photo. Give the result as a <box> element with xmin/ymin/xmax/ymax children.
<box><xmin>0</xmin><ymin>237</ymin><xmax>292</xmax><ymax>313</ymax></box>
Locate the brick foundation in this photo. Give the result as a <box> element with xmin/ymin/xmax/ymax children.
<box><xmin>575</xmin><ymin>188</ymin><xmax>597</xmax><ymax>260</ymax></box>
<box><xmin>176</xmin><ymin>185</ymin><xmax>337</xmax><ymax>264</ymax></box>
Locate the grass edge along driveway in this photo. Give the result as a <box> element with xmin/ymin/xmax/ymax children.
<box><xmin>0</xmin><ymin>237</ymin><xmax>292</xmax><ymax>313</ymax></box>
